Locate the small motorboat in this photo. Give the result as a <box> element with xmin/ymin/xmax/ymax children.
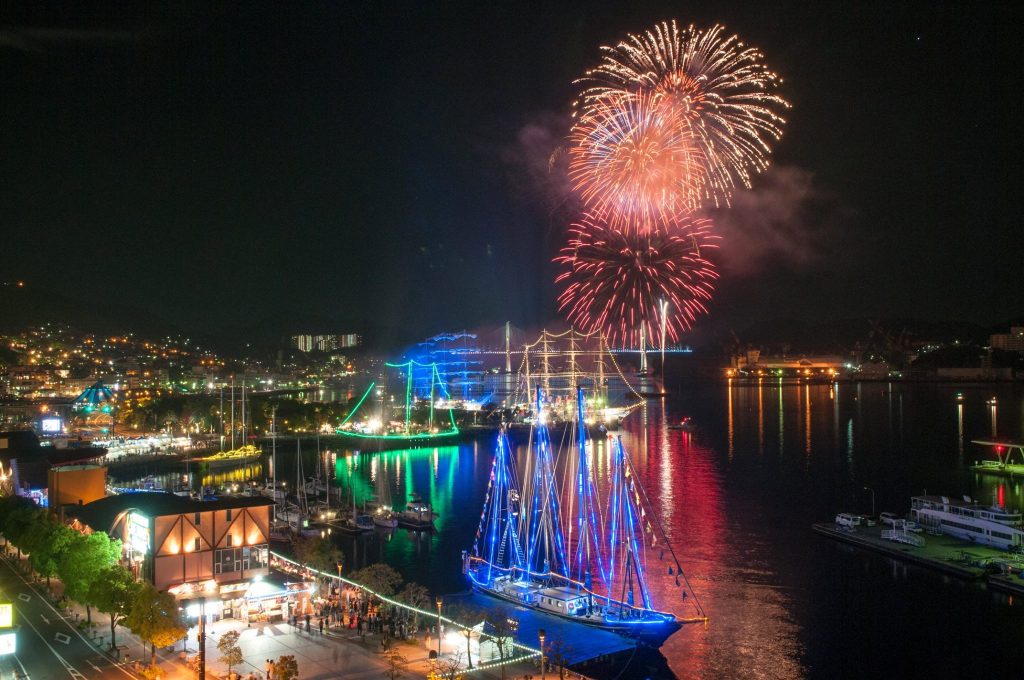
<box><xmin>372</xmin><ymin>508</ymin><xmax>399</xmax><ymax>529</ymax></box>
<box><xmin>667</xmin><ymin>417</ymin><xmax>696</xmax><ymax>432</ymax></box>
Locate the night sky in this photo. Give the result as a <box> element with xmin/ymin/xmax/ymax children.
<box><xmin>1</xmin><ymin>2</ymin><xmax>1020</xmax><ymax>341</ymax></box>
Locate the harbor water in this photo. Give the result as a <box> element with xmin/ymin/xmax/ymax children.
<box><xmin>109</xmin><ymin>380</ymin><xmax>1024</xmax><ymax>678</ymax></box>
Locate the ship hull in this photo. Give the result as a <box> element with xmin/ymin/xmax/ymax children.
<box><xmin>469</xmin><ymin>577</ymin><xmax>681</xmax><ymax>647</ymax></box>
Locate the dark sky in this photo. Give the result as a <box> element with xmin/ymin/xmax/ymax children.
<box><xmin>1</xmin><ymin>2</ymin><xmax>1021</xmax><ymax>340</ymax></box>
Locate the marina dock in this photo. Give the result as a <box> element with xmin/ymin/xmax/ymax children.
<box><xmin>968</xmin><ymin>462</ymin><xmax>1024</xmax><ymax>479</ymax></box>
<box><xmin>813</xmin><ymin>522</ymin><xmax>1024</xmax><ymax>595</ymax></box>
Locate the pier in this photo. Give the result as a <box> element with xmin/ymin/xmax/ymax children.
<box><xmin>813</xmin><ymin>522</ymin><xmax>1024</xmax><ymax>595</ymax></box>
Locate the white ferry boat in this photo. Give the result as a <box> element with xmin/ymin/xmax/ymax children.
<box><xmin>910</xmin><ymin>495</ymin><xmax>1024</xmax><ymax>550</ymax></box>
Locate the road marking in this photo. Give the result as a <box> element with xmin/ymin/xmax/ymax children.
<box><xmin>17</xmin><ymin>594</ymin><xmax>29</xmax><ymax>602</ymax></box>
<box><xmin>55</xmin><ymin>633</ymin><xmax>70</xmax><ymax>645</ymax></box>
<box><xmin>12</xmin><ymin>601</ymin><xmax>82</xmax><ymax>678</ymax></box>
<box><xmin>40</xmin><ymin>614</ymin><xmax>50</xmax><ymax>624</ymax></box>
<box><xmin>87</xmin><ymin>661</ymin><xmax>102</xmax><ymax>672</ymax></box>
<box><xmin>0</xmin><ymin>558</ymin><xmax>136</xmax><ymax>679</ymax></box>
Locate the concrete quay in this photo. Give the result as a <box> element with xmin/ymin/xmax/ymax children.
<box><xmin>813</xmin><ymin>522</ymin><xmax>1024</xmax><ymax>595</ymax></box>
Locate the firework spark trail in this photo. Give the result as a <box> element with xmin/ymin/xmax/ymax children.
<box><xmin>569</xmin><ymin>90</ymin><xmax>710</xmax><ymax>228</ymax></box>
<box><xmin>574</xmin><ymin>21</ymin><xmax>789</xmax><ymax>210</ymax></box>
<box><xmin>554</xmin><ymin>213</ymin><xmax>719</xmax><ymax>347</ymax></box>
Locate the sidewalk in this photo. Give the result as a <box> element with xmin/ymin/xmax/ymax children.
<box><xmin>2</xmin><ymin>551</ymin><xmax>190</xmax><ymax>679</ymax></box>
<box><xmin>3</xmin><ymin>550</ymin><xmax>547</xmax><ymax>679</ymax></box>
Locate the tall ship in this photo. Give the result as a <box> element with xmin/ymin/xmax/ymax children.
<box><xmin>335</xmin><ymin>360</ymin><xmax>462</xmax><ymax>448</ymax></box>
<box><xmin>463</xmin><ymin>387</ymin><xmax>705</xmax><ymax>647</ymax></box>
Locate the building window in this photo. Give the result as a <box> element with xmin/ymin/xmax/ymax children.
<box><xmin>194</xmin><ymin>512</ymin><xmax>201</xmax><ymax>526</ymax></box>
<box><xmin>226</xmin><ymin>509</ymin><xmax>232</xmax><ymax>521</ymax></box>
<box><xmin>214</xmin><ymin>544</ymin><xmax>268</xmax><ymax>575</ymax></box>
<box><xmin>194</xmin><ymin>537</ymin><xmax>201</xmax><ymax>552</ymax></box>
<box><xmin>226</xmin><ymin>534</ymin><xmax>233</xmax><ymax>547</ymax></box>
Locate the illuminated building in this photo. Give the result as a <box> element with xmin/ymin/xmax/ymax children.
<box><xmin>66</xmin><ymin>493</ymin><xmax>279</xmax><ymax>620</ymax></box>
<box><xmin>290</xmin><ymin>334</ymin><xmax>361</xmax><ymax>352</ymax></box>
<box><xmin>990</xmin><ymin>327</ymin><xmax>1024</xmax><ymax>353</ymax></box>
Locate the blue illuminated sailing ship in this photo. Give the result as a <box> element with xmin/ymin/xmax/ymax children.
<box><xmin>463</xmin><ymin>387</ymin><xmax>706</xmax><ymax>646</ymax></box>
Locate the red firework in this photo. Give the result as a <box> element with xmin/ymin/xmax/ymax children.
<box><xmin>554</xmin><ymin>213</ymin><xmax>719</xmax><ymax>347</ymax></box>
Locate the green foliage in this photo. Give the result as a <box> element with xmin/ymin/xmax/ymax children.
<box><xmin>217</xmin><ymin>629</ymin><xmax>243</xmax><ymax>674</ymax></box>
<box><xmin>273</xmin><ymin>654</ymin><xmax>299</xmax><ymax>680</ymax></box>
<box><xmin>59</xmin><ymin>531</ymin><xmax>120</xmax><ymax>612</ymax></box>
<box><xmin>0</xmin><ymin>495</ymin><xmax>34</xmax><ymax>538</ymax></box>
<box><xmin>293</xmin><ymin>535</ymin><xmax>343</xmax><ymax>575</ymax></box>
<box><xmin>89</xmin><ymin>564</ymin><xmax>140</xmax><ymax>649</ymax></box>
<box><xmin>349</xmin><ymin>563</ymin><xmax>403</xmax><ymax>597</ymax></box>
<box><xmin>126</xmin><ymin>584</ymin><xmax>187</xmax><ymax>666</ymax></box>
<box><xmin>3</xmin><ymin>502</ymin><xmax>41</xmax><ymax>551</ymax></box>
<box><xmin>26</xmin><ymin>516</ymin><xmax>76</xmax><ymax>581</ymax></box>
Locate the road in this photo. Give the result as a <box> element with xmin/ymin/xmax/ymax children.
<box><xmin>0</xmin><ymin>556</ymin><xmax>136</xmax><ymax>679</ymax></box>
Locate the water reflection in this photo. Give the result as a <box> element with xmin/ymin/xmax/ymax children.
<box><xmin>107</xmin><ymin>383</ymin><xmax>1024</xmax><ymax>679</ymax></box>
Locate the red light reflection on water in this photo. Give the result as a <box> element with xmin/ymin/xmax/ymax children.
<box><xmin>615</xmin><ymin>402</ymin><xmax>805</xmax><ymax>679</ymax></box>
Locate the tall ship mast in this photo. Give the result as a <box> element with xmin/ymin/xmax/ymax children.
<box><xmin>464</xmin><ymin>386</ymin><xmax>706</xmax><ymax>646</ymax></box>
<box><xmin>335</xmin><ymin>360</ymin><xmax>460</xmax><ymax>447</ymax></box>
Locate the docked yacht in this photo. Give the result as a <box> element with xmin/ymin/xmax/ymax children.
<box><xmin>910</xmin><ymin>495</ymin><xmax>1024</xmax><ymax>550</ymax></box>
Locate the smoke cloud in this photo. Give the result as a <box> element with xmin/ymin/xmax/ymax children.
<box><xmin>704</xmin><ymin>165</ymin><xmax>846</xmax><ymax>275</ymax></box>
<box><xmin>501</xmin><ymin>111</ymin><xmax>578</xmax><ymax>224</ymax></box>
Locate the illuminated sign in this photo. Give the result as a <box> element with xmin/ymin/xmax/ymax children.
<box><xmin>128</xmin><ymin>513</ymin><xmax>150</xmax><ymax>554</ymax></box>
<box><xmin>40</xmin><ymin>418</ymin><xmax>62</xmax><ymax>433</ymax></box>
<box><xmin>0</xmin><ymin>632</ymin><xmax>14</xmax><ymax>655</ymax></box>
<box><xmin>0</xmin><ymin>602</ymin><xmax>13</xmax><ymax>656</ymax></box>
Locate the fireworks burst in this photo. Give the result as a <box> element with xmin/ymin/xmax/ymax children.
<box><xmin>555</xmin><ymin>213</ymin><xmax>719</xmax><ymax>347</ymax></box>
<box><xmin>575</xmin><ymin>21</ymin><xmax>788</xmax><ymax>209</ymax></box>
<box><xmin>568</xmin><ymin>90</ymin><xmax>709</xmax><ymax>227</ymax></box>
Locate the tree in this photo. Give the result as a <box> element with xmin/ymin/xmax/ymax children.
<box><xmin>125</xmin><ymin>583</ymin><xmax>187</xmax><ymax>667</ymax></box>
<box><xmin>273</xmin><ymin>654</ymin><xmax>299</xmax><ymax>680</ymax></box>
<box><xmin>217</xmin><ymin>629</ymin><xmax>243</xmax><ymax>677</ymax></box>
<box><xmin>448</xmin><ymin>604</ymin><xmax>484</xmax><ymax>670</ymax></box>
<box><xmin>349</xmin><ymin>564</ymin><xmax>403</xmax><ymax>597</ymax></box>
<box><xmin>434</xmin><ymin>652</ymin><xmax>465</xmax><ymax>680</ymax></box>
<box><xmin>544</xmin><ymin>635</ymin><xmax>573</xmax><ymax>680</ymax></box>
<box><xmin>58</xmin><ymin>531</ymin><xmax>121</xmax><ymax>623</ymax></box>
<box><xmin>482</xmin><ymin>608</ymin><xmax>517</xmax><ymax>680</ymax></box>
<box><xmin>383</xmin><ymin>643</ymin><xmax>407</xmax><ymax>680</ymax></box>
<box><xmin>26</xmin><ymin>518</ymin><xmax>76</xmax><ymax>586</ymax></box>
<box><xmin>0</xmin><ymin>495</ymin><xmax>34</xmax><ymax>546</ymax></box>
<box><xmin>89</xmin><ymin>565</ymin><xmax>141</xmax><ymax>651</ymax></box>
<box><xmin>396</xmin><ymin>582</ymin><xmax>430</xmax><ymax>631</ymax></box>
<box><xmin>293</xmin><ymin>535</ymin><xmax>344</xmax><ymax>575</ymax></box>
<box><xmin>4</xmin><ymin>503</ymin><xmax>41</xmax><ymax>558</ymax></box>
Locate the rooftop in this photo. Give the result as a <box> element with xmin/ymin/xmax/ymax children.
<box><xmin>66</xmin><ymin>492</ymin><xmax>274</xmax><ymax>533</ymax></box>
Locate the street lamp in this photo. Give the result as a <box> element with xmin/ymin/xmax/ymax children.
<box><xmin>436</xmin><ymin>597</ymin><xmax>443</xmax><ymax>657</ymax></box>
<box><xmin>863</xmin><ymin>486</ymin><xmax>875</xmax><ymax>518</ymax></box>
<box><xmin>198</xmin><ymin>600</ymin><xmax>207</xmax><ymax>680</ymax></box>
<box><xmin>538</xmin><ymin>628</ymin><xmax>546</xmax><ymax>680</ymax></box>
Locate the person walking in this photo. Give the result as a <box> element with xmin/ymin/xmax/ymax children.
<box><xmin>265</xmin><ymin>658</ymin><xmax>274</xmax><ymax>679</ymax></box>
<box><xmin>319</xmin><ymin>617</ymin><xmax>324</xmax><ymax>635</ymax></box>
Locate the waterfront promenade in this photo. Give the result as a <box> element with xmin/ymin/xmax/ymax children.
<box><xmin>0</xmin><ymin>549</ymin><xmax>553</xmax><ymax>679</ymax></box>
